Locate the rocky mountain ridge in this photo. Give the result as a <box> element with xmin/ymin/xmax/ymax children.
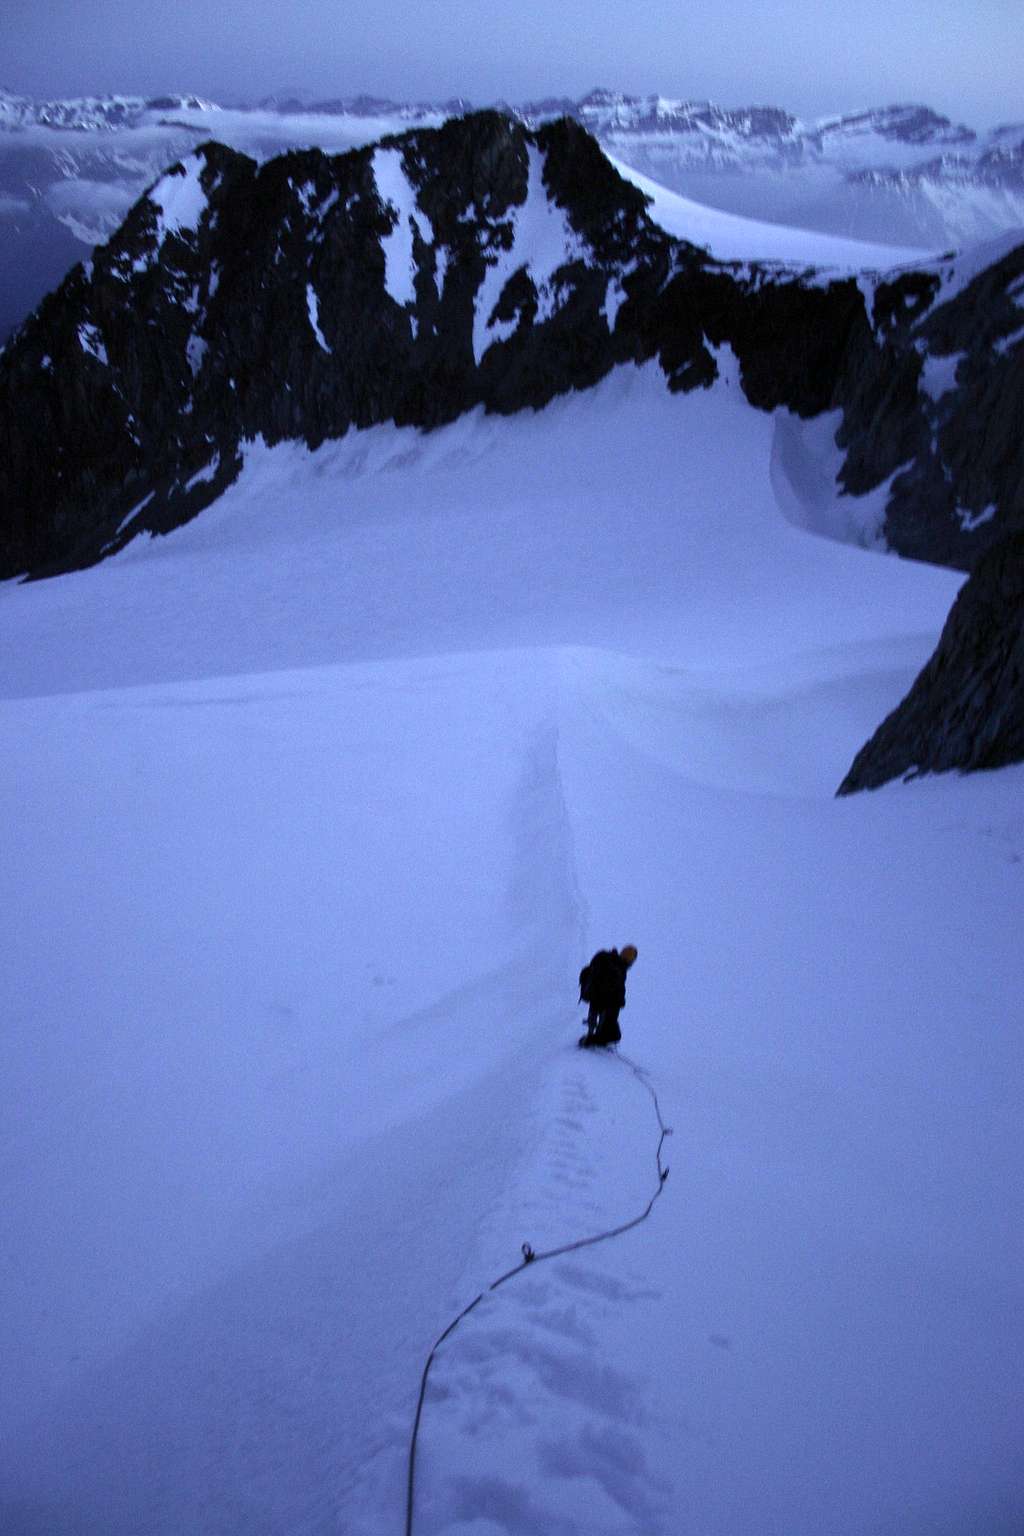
<box><xmin>838</xmin><ymin>531</ymin><xmax>1024</xmax><ymax>792</ymax></box>
<box><xmin>0</xmin><ymin>86</ymin><xmax>1004</xmax><ymax>150</ymax></box>
<box><xmin>0</xmin><ymin>90</ymin><xmax>217</xmax><ymax>130</ymax></box>
<box><xmin>2</xmin><ymin>85</ymin><xmax>1023</xmax><ymax>344</ymax></box>
<box><xmin>1</xmin><ymin>111</ymin><xmax>1022</xmax><ymax>585</ymax></box>
<box><xmin>546</xmin><ymin>92</ymin><xmax>986</xmax><ymax>158</ymax></box>
<box><xmin>3</xmin><ymin>107</ymin><xmax>1022</xmax><ymax>792</ymax></box>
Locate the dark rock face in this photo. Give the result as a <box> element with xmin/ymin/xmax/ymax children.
<box><xmin>0</xmin><ymin>109</ymin><xmax>1022</xmax><ymax>581</ymax></box>
<box><xmin>841</xmin><ymin>242</ymin><xmax>1024</xmax><ymax>571</ymax></box>
<box><xmin>838</xmin><ymin>531</ymin><xmax>1024</xmax><ymax>793</ymax></box>
<box><xmin>0</xmin><ymin>115</ymin><xmax>680</xmax><ymax>575</ymax></box>
<box><xmin>0</xmin><ymin>112</ymin><xmax>827</xmax><ymax>577</ymax></box>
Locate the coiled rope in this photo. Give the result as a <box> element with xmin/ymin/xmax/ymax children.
<box><xmin>404</xmin><ymin>1046</ymin><xmax>672</xmax><ymax>1536</ymax></box>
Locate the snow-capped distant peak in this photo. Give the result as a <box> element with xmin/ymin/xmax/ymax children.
<box><xmin>812</xmin><ymin>104</ymin><xmax>976</xmax><ymax>147</ymax></box>
<box><xmin>0</xmin><ymin>90</ymin><xmax>218</xmax><ymax>132</ymax></box>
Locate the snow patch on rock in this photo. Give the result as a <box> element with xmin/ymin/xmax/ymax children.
<box><xmin>918</xmin><ymin>349</ymin><xmax>965</xmax><ymax>400</ymax></box>
<box><xmin>77</xmin><ymin>322</ymin><xmax>108</xmax><ymax>364</ymax></box>
<box><xmin>473</xmin><ymin>146</ymin><xmax>588</xmax><ymax>364</ymax></box>
<box><xmin>957</xmin><ymin>502</ymin><xmax>997</xmax><ymax>532</ymax></box>
<box><xmin>186</xmin><ymin>335</ymin><xmax>208</xmax><ymax>377</ymax></box>
<box><xmin>148</xmin><ymin>154</ymin><xmax>209</xmax><ymax>247</ymax></box>
<box><xmin>306</xmin><ymin>283</ymin><xmax>330</xmax><ymax>352</ymax></box>
<box><xmin>183</xmin><ymin>453</ymin><xmax>220</xmax><ymax>493</ymax></box>
<box><xmin>372</xmin><ymin>145</ymin><xmax>434</xmax><ymax>309</ymax></box>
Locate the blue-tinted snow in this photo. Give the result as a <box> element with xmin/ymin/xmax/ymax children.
<box><xmin>373</xmin><ymin>145</ymin><xmax>435</xmax><ymax>311</ymax></box>
<box><xmin>473</xmin><ymin>146</ymin><xmax>587</xmax><ymax>363</ymax></box>
<box><xmin>306</xmin><ymin>282</ymin><xmax>330</xmax><ymax>353</ymax></box>
<box><xmin>0</xmin><ymin>361</ymin><xmax>1019</xmax><ymax>1536</ymax></box>
<box><xmin>147</xmin><ymin>151</ymin><xmax>209</xmax><ymax>247</ymax></box>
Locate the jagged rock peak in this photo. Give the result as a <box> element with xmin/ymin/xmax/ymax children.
<box><xmin>1</xmin><ymin>106</ymin><xmax>1022</xmax><ymax>588</ymax></box>
<box><xmin>0</xmin><ymin>112</ymin><xmax>684</xmax><ymax>578</ymax></box>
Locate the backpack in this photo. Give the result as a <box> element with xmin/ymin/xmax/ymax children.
<box><xmin>579</xmin><ymin>950</ymin><xmax>617</xmax><ymax>1003</ymax></box>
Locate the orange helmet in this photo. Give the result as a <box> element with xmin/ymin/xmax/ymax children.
<box><xmin>620</xmin><ymin>944</ymin><xmax>638</xmax><ymax>966</ymax></box>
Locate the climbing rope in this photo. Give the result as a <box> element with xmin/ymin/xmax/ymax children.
<box><xmin>404</xmin><ymin>1044</ymin><xmax>672</xmax><ymax>1536</ymax></box>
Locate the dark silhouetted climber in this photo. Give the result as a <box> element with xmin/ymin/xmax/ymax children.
<box><xmin>578</xmin><ymin>945</ymin><xmax>637</xmax><ymax>1047</ymax></box>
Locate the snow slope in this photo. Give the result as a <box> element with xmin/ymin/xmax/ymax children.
<box><xmin>1</xmin><ymin>365</ymin><xmax>1021</xmax><ymax>1536</ymax></box>
<box><xmin>608</xmin><ymin>155</ymin><xmax>929</xmax><ymax>268</ymax></box>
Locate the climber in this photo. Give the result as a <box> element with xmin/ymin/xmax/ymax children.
<box><xmin>577</xmin><ymin>945</ymin><xmax>637</xmax><ymax>1047</ymax></box>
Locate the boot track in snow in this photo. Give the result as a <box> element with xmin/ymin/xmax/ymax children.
<box><xmin>404</xmin><ymin>1045</ymin><xmax>672</xmax><ymax>1536</ymax></box>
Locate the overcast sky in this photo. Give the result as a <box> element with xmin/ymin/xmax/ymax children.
<box><xmin>2</xmin><ymin>0</ymin><xmax>1020</xmax><ymax>128</ymax></box>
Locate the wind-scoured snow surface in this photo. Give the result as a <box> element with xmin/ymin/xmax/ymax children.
<box><xmin>1</xmin><ymin>364</ymin><xmax>1022</xmax><ymax>1536</ymax></box>
<box><xmin>608</xmin><ymin>155</ymin><xmax>930</xmax><ymax>269</ymax></box>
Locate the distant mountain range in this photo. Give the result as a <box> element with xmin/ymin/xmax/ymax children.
<box><xmin>1</xmin><ymin>86</ymin><xmax>1022</xmax><ymax>341</ymax></box>
<box><xmin>569</xmin><ymin>91</ymin><xmax>1024</xmax><ymax>249</ymax></box>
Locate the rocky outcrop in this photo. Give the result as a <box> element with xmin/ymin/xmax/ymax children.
<box><xmin>0</xmin><ymin>116</ymin><xmax>667</xmax><ymax>574</ymax></box>
<box><xmin>3</xmin><ymin>87</ymin><xmax>1023</xmax><ymax>349</ymax></box>
<box><xmin>838</xmin><ymin>530</ymin><xmax>1024</xmax><ymax>792</ymax></box>
<box><xmin>0</xmin><ymin>112</ymin><xmax>849</xmax><ymax>577</ymax></box>
<box><xmin>840</xmin><ymin>240</ymin><xmax>1024</xmax><ymax>570</ymax></box>
<box><xmin>0</xmin><ymin>110</ymin><xmax>1022</xmax><ymax>580</ymax></box>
